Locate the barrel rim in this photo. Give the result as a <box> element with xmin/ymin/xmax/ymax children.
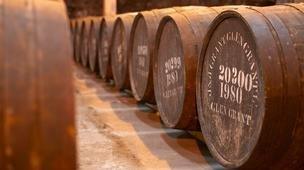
<box><xmin>196</xmin><ymin>10</ymin><xmax>265</xmax><ymax>168</ymax></box>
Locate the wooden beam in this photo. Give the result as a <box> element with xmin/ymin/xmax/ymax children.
<box><xmin>103</xmin><ymin>0</ymin><xmax>116</xmax><ymax>16</ymax></box>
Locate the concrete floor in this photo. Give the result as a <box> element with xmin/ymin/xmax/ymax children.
<box><xmin>74</xmin><ymin>65</ymin><xmax>225</xmax><ymax>170</ymax></box>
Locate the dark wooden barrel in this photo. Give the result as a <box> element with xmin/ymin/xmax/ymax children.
<box><xmin>70</xmin><ymin>20</ymin><xmax>78</xmax><ymax>61</ymax></box>
<box><xmin>88</xmin><ymin>17</ymin><xmax>101</xmax><ymax>72</ymax></box>
<box><xmin>80</xmin><ymin>17</ymin><xmax>91</xmax><ymax>67</ymax></box>
<box><xmin>153</xmin><ymin>7</ymin><xmax>220</xmax><ymax>130</ymax></box>
<box><xmin>111</xmin><ymin>13</ymin><xmax>137</xmax><ymax>90</ymax></box>
<box><xmin>128</xmin><ymin>6</ymin><xmax>215</xmax><ymax>104</ymax></box>
<box><xmin>129</xmin><ymin>8</ymin><xmax>179</xmax><ymax>104</ymax></box>
<box><xmin>70</xmin><ymin>20</ymin><xmax>75</xmax><ymax>59</ymax></box>
<box><xmin>0</xmin><ymin>0</ymin><xmax>76</xmax><ymax>169</ymax></box>
<box><xmin>73</xmin><ymin>19</ymin><xmax>82</xmax><ymax>63</ymax></box>
<box><xmin>196</xmin><ymin>4</ymin><xmax>304</xmax><ymax>169</ymax></box>
<box><xmin>98</xmin><ymin>16</ymin><xmax>116</xmax><ymax>80</ymax></box>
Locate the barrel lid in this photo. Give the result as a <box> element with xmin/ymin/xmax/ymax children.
<box><xmin>88</xmin><ymin>18</ymin><xmax>100</xmax><ymax>72</ymax></box>
<box><xmin>197</xmin><ymin>11</ymin><xmax>264</xmax><ymax>168</ymax></box>
<box><xmin>129</xmin><ymin>14</ymin><xmax>150</xmax><ymax>101</ymax></box>
<box><xmin>98</xmin><ymin>17</ymin><xmax>113</xmax><ymax>79</ymax></box>
<box><xmin>111</xmin><ymin>18</ymin><xmax>127</xmax><ymax>89</ymax></box>
<box><xmin>154</xmin><ymin>16</ymin><xmax>187</xmax><ymax>128</ymax></box>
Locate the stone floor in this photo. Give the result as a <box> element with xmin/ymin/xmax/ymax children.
<box><xmin>74</xmin><ymin>64</ymin><xmax>224</xmax><ymax>170</ymax></box>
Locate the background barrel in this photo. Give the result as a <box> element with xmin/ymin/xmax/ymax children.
<box><xmin>70</xmin><ymin>19</ymin><xmax>75</xmax><ymax>59</ymax></box>
<box><xmin>153</xmin><ymin>7</ymin><xmax>219</xmax><ymax>130</ymax></box>
<box><xmin>73</xmin><ymin>19</ymin><xmax>82</xmax><ymax>63</ymax></box>
<box><xmin>129</xmin><ymin>8</ymin><xmax>179</xmax><ymax>104</ymax></box>
<box><xmin>80</xmin><ymin>17</ymin><xmax>91</xmax><ymax>67</ymax></box>
<box><xmin>0</xmin><ymin>0</ymin><xmax>76</xmax><ymax>169</ymax></box>
<box><xmin>88</xmin><ymin>17</ymin><xmax>101</xmax><ymax>72</ymax></box>
<box><xmin>98</xmin><ymin>16</ymin><xmax>116</xmax><ymax>80</ymax></box>
<box><xmin>111</xmin><ymin>13</ymin><xmax>137</xmax><ymax>90</ymax></box>
<box><xmin>196</xmin><ymin>4</ymin><xmax>304</xmax><ymax>169</ymax></box>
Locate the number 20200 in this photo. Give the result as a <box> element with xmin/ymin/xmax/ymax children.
<box><xmin>218</xmin><ymin>65</ymin><xmax>253</xmax><ymax>104</ymax></box>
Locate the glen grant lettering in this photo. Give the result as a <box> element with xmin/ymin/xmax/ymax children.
<box><xmin>210</xmin><ymin>102</ymin><xmax>252</xmax><ymax>126</ymax></box>
<box><xmin>207</xmin><ymin>31</ymin><xmax>259</xmax><ymax>126</ymax></box>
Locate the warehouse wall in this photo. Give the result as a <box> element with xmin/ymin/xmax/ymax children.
<box><xmin>65</xmin><ymin>0</ymin><xmax>103</xmax><ymax>18</ymax></box>
<box><xmin>65</xmin><ymin>0</ymin><xmax>300</xmax><ymax>18</ymax></box>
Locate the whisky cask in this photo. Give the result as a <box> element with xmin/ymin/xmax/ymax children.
<box><xmin>88</xmin><ymin>17</ymin><xmax>101</xmax><ymax>72</ymax></box>
<box><xmin>153</xmin><ymin>7</ymin><xmax>219</xmax><ymax>130</ymax></box>
<box><xmin>196</xmin><ymin>3</ymin><xmax>304</xmax><ymax>169</ymax></box>
<box><xmin>98</xmin><ymin>16</ymin><xmax>116</xmax><ymax>80</ymax></box>
<box><xmin>70</xmin><ymin>20</ymin><xmax>75</xmax><ymax>60</ymax></box>
<box><xmin>129</xmin><ymin>6</ymin><xmax>216</xmax><ymax>104</ymax></box>
<box><xmin>0</xmin><ymin>0</ymin><xmax>76</xmax><ymax>169</ymax></box>
<box><xmin>73</xmin><ymin>19</ymin><xmax>82</xmax><ymax>63</ymax></box>
<box><xmin>80</xmin><ymin>17</ymin><xmax>91</xmax><ymax>67</ymax></box>
<box><xmin>111</xmin><ymin>13</ymin><xmax>137</xmax><ymax>90</ymax></box>
<box><xmin>129</xmin><ymin>8</ymin><xmax>178</xmax><ymax>104</ymax></box>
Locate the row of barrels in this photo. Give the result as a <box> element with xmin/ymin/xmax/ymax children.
<box><xmin>71</xmin><ymin>3</ymin><xmax>304</xmax><ymax>169</ymax></box>
<box><xmin>0</xmin><ymin>0</ymin><xmax>76</xmax><ymax>169</ymax></box>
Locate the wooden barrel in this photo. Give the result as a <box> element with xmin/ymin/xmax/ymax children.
<box><xmin>70</xmin><ymin>20</ymin><xmax>77</xmax><ymax>61</ymax></box>
<box><xmin>196</xmin><ymin>4</ymin><xmax>304</xmax><ymax>169</ymax></box>
<box><xmin>88</xmin><ymin>17</ymin><xmax>101</xmax><ymax>72</ymax></box>
<box><xmin>111</xmin><ymin>13</ymin><xmax>137</xmax><ymax>90</ymax></box>
<box><xmin>153</xmin><ymin>7</ymin><xmax>220</xmax><ymax>130</ymax></box>
<box><xmin>73</xmin><ymin>19</ymin><xmax>82</xmax><ymax>63</ymax></box>
<box><xmin>128</xmin><ymin>6</ymin><xmax>215</xmax><ymax>104</ymax></box>
<box><xmin>0</xmin><ymin>0</ymin><xmax>76</xmax><ymax>169</ymax></box>
<box><xmin>98</xmin><ymin>16</ymin><xmax>116</xmax><ymax>80</ymax></box>
<box><xmin>129</xmin><ymin>8</ymin><xmax>179</xmax><ymax>104</ymax></box>
<box><xmin>70</xmin><ymin>20</ymin><xmax>74</xmax><ymax>55</ymax></box>
<box><xmin>80</xmin><ymin>17</ymin><xmax>91</xmax><ymax>67</ymax></box>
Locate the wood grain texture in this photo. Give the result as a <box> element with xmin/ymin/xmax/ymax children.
<box><xmin>1</xmin><ymin>0</ymin><xmax>76</xmax><ymax>169</ymax></box>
